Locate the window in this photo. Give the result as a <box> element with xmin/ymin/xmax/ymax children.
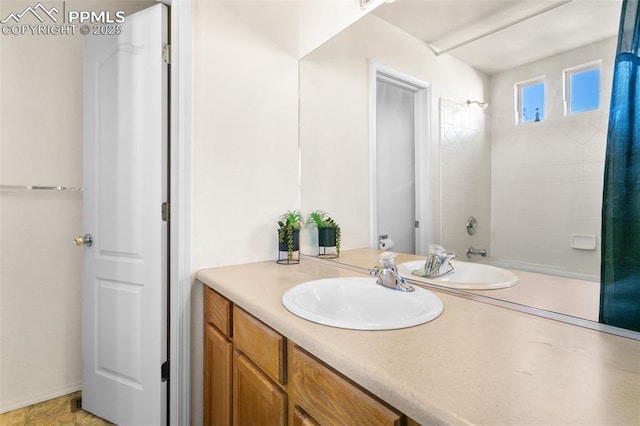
<box><xmin>564</xmin><ymin>62</ymin><xmax>601</xmax><ymax>115</ymax></box>
<box><xmin>516</xmin><ymin>77</ymin><xmax>545</xmax><ymax>124</ymax></box>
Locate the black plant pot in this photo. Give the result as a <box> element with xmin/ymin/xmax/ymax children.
<box><xmin>278</xmin><ymin>228</ymin><xmax>300</xmax><ymax>252</ymax></box>
<box><xmin>277</xmin><ymin>228</ymin><xmax>300</xmax><ymax>264</ymax></box>
<box><xmin>317</xmin><ymin>227</ymin><xmax>339</xmax><ymax>259</ymax></box>
<box><xmin>318</xmin><ymin>227</ymin><xmax>337</xmax><ymax>247</ymax></box>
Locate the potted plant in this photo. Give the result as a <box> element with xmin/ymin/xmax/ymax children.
<box><xmin>278</xmin><ymin>210</ymin><xmax>304</xmax><ymax>262</ymax></box>
<box><xmin>307</xmin><ymin>210</ymin><xmax>341</xmax><ymax>257</ymax></box>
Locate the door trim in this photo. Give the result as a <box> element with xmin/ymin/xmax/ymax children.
<box><xmin>369</xmin><ymin>62</ymin><xmax>432</xmax><ymax>255</ymax></box>
<box><xmin>167</xmin><ymin>1</ymin><xmax>192</xmax><ymax>425</ymax></box>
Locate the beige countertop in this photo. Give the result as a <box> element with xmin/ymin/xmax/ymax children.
<box><xmin>196</xmin><ymin>253</ymin><xmax>640</xmax><ymax>425</ymax></box>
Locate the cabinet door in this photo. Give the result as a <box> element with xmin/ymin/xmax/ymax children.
<box><xmin>292</xmin><ymin>347</ymin><xmax>403</xmax><ymax>426</ymax></box>
<box><xmin>233</xmin><ymin>351</ymin><xmax>287</xmax><ymax>426</ymax></box>
<box><xmin>204</xmin><ymin>323</ymin><xmax>232</xmax><ymax>426</ymax></box>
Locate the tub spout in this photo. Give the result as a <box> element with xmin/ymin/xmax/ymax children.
<box><xmin>466</xmin><ymin>246</ymin><xmax>487</xmax><ymax>259</ymax></box>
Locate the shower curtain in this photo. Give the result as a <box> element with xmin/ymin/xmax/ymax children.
<box><xmin>600</xmin><ymin>0</ymin><xmax>640</xmax><ymax>332</ymax></box>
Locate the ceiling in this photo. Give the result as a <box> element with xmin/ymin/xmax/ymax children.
<box><xmin>372</xmin><ymin>0</ymin><xmax>623</xmax><ymax>74</ymax></box>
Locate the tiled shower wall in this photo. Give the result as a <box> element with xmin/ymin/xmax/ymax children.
<box><xmin>489</xmin><ymin>37</ymin><xmax>616</xmax><ymax>279</ymax></box>
<box><xmin>439</xmin><ymin>99</ymin><xmax>491</xmax><ymax>260</ymax></box>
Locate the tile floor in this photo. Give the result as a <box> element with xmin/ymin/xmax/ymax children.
<box><xmin>0</xmin><ymin>392</ymin><xmax>113</xmax><ymax>426</ymax></box>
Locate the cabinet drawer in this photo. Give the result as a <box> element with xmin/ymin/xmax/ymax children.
<box><xmin>233</xmin><ymin>306</ymin><xmax>286</xmax><ymax>385</ymax></box>
<box><xmin>204</xmin><ymin>286</ymin><xmax>232</xmax><ymax>337</ymax></box>
<box><xmin>292</xmin><ymin>347</ymin><xmax>403</xmax><ymax>426</ymax></box>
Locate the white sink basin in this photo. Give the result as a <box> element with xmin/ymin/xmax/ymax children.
<box><xmin>397</xmin><ymin>260</ymin><xmax>519</xmax><ymax>290</ymax></box>
<box><xmin>282</xmin><ymin>277</ymin><xmax>443</xmax><ymax>330</ymax></box>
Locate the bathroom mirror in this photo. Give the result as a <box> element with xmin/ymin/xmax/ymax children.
<box><xmin>299</xmin><ymin>0</ymin><xmax>636</xmax><ymax>333</ymax></box>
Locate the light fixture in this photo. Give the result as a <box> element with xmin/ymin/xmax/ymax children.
<box><xmin>466</xmin><ymin>99</ymin><xmax>489</xmax><ymax>109</ymax></box>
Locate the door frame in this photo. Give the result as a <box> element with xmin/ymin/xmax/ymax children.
<box><xmin>166</xmin><ymin>0</ymin><xmax>192</xmax><ymax>425</ymax></box>
<box><xmin>369</xmin><ymin>62</ymin><xmax>432</xmax><ymax>255</ymax></box>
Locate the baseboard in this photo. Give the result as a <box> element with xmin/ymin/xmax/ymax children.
<box><xmin>0</xmin><ymin>381</ymin><xmax>82</xmax><ymax>414</ymax></box>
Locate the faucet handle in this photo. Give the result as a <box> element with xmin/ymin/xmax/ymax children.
<box><xmin>377</xmin><ymin>251</ymin><xmax>398</xmax><ymax>268</ymax></box>
<box><xmin>428</xmin><ymin>244</ymin><xmax>447</xmax><ymax>255</ymax></box>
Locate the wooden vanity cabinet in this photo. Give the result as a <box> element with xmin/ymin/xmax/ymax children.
<box><xmin>204</xmin><ymin>287</ymin><xmax>287</xmax><ymax>425</ymax></box>
<box><xmin>203</xmin><ymin>285</ymin><xmax>420</xmax><ymax>426</ymax></box>
<box><xmin>203</xmin><ymin>286</ymin><xmax>232</xmax><ymax>426</ymax></box>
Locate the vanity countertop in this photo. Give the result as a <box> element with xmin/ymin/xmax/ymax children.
<box><xmin>196</xmin><ymin>255</ymin><xmax>640</xmax><ymax>425</ymax></box>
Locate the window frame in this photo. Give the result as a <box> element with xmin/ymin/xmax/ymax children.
<box><xmin>514</xmin><ymin>76</ymin><xmax>546</xmax><ymax>125</ymax></box>
<box><xmin>563</xmin><ymin>60</ymin><xmax>602</xmax><ymax>116</ymax></box>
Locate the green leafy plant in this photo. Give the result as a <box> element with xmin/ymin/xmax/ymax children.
<box><xmin>306</xmin><ymin>210</ymin><xmax>341</xmax><ymax>255</ymax></box>
<box><xmin>278</xmin><ymin>210</ymin><xmax>304</xmax><ymax>260</ymax></box>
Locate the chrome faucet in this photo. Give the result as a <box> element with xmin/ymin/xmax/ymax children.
<box><xmin>412</xmin><ymin>245</ymin><xmax>455</xmax><ymax>279</ymax></box>
<box><xmin>466</xmin><ymin>246</ymin><xmax>487</xmax><ymax>259</ymax></box>
<box><xmin>370</xmin><ymin>251</ymin><xmax>415</xmax><ymax>292</ymax></box>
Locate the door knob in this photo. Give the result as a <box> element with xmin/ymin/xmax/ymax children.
<box><xmin>74</xmin><ymin>234</ymin><xmax>93</xmax><ymax>247</ymax></box>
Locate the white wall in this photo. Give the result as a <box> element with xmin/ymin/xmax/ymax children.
<box><xmin>190</xmin><ymin>2</ymin><xmax>300</xmax><ymax>423</ymax></box>
<box><xmin>490</xmin><ymin>37</ymin><xmax>616</xmax><ymax>278</ymax></box>
<box><xmin>191</xmin><ymin>1</ymin><xmax>300</xmax><ymax>271</ymax></box>
<box><xmin>0</xmin><ymin>30</ymin><xmax>84</xmax><ymax>412</ymax></box>
<box><xmin>299</xmin><ymin>14</ymin><xmax>489</xmax><ymax>257</ymax></box>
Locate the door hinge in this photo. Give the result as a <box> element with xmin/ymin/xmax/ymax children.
<box><xmin>161</xmin><ymin>361</ymin><xmax>169</xmax><ymax>382</ymax></box>
<box><xmin>162</xmin><ymin>202</ymin><xmax>170</xmax><ymax>222</ymax></box>
<box><xmin>162</xmin><ymin>44</ymin><xmax>171</xmax><ymax>64</ymax></box>
<box><xmin>415</xmin><ymin>220</ymin><xmax>420</xmax><ymax>228</ymax></box>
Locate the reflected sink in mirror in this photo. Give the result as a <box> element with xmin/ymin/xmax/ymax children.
<box><xmin>397</xmin><ymin>260</ymin><xmax>519</xmax><ymax>290</ymax></box>
<box><xmin>282</xmin><ymin>277</ymin><xmax>443</xmax><ymax>330</ymax></box>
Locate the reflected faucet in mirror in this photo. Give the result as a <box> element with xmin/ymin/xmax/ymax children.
<box><xmin>412</xmin><ymin>245</ymin><xmax>455</xmax><ymax>279</ymax></box>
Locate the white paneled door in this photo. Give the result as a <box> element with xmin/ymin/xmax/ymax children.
<box><xmin>81</xmin><ymin>4</ymin><xmax>168</xmax><ymax>425</ymax></box>
<box><xmin>373</xmin><ymin>65</ymin><xmax>431</xmax><ymax>256</ymax></box>
<box><xmin>376</xmin><ymin>78</ymin><xmax>417</xmax><ymax>254</ymax></box>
